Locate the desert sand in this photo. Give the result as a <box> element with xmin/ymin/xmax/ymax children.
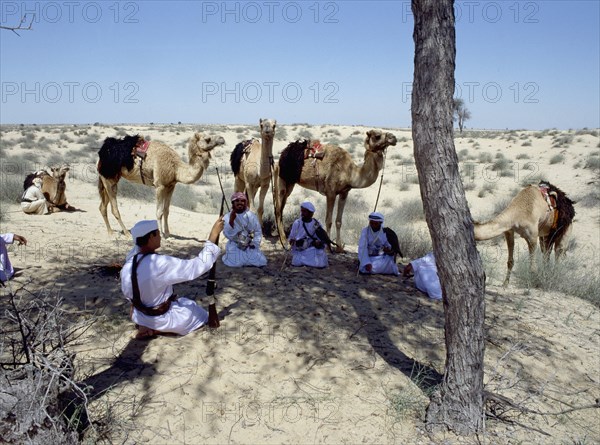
<box><xmin>0</xmin><ymin>123</ymin><xmax>598</xmax><ymax>444</ymax></box>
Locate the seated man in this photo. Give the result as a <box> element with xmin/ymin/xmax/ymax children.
<box><xmin>222</xmin><ymin>192</ymin><xmax>267</xmax><ymax>267</ymax></box>
<box><xmin>402</xmin><ymin>252</ymin><xmax>442</xmax><ymax>300</ymax></box>
<box><xmin>21</xmin><ymin>177</ymin><xmax>52</xmax><ymax>215</ymax></box>
<box><xmin>120</xmin><ymin>218</ymin><xmax>224</xmax><ymax>338</ymax></box>
<box><xmin>288</xmin><ymin>201</ymin><xmax>329</xmax><ymax>268</ymax></box>
<box><xmin>1</xmin><ymin>232</ymin><xmax>27</xmax><ymax>283</ymax></box>
<box><xmin>358</xmin><ymin>212</ymin><xmax>400</xmax><ymax>275</ymax></box>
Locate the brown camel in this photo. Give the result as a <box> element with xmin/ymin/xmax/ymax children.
<box><xmin>474</xmin><ymin>181</ymin><xmax>575</xmax><ymax>286</ymax></box>
<box><xmin>230</xmin><ymin>118</ymin><xmax>276</xmax><ymax>227</ymax></box>
<box><xmin>23</xmin><ymin>164</ymin><xmax>72</xmax><ymax>211</ymax></box>
<box><xmin>274</xmin><ymin>129</ymin><xmax>397</xmax><ymax>251</ymax></box>
<box><xmin>97</xmin><ymin>133</ymin><xmax>225</xmax><ymax>237</ymax></box>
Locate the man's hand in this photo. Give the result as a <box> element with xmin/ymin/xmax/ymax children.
<box><xmin>208</xmin><ymin>217</ymin><xmax>225</xmax><ymax>244</ymax></box>
<box><xmin>365</xmin><ymin>264</ymin><xmax>373</xmax><ymax>273</ymax></box>
<box><xmin>228</xmin><ymin>212</ymin><xmax>237</xmax><ymax>228</ymax></box>
<box><xmin>13</xmin><ymin>235</ymin><xmax>27</xmax><ymax>246</ymax></box>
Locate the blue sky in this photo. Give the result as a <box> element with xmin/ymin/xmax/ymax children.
<box><xmin>1</xmin><ymin>1</ymin><xmax>598</xmax><ymax>130</ymax></box>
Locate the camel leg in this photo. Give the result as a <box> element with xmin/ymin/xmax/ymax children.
<box><xmin>155</xmin><ymin>185</ymin><xmax>174</xmax><ymax>238</ymax></box>
<box><xmin>256</xmin><ymin>179</ymin><xmax>270</xmax><ymax>228</ymax></box>
<box><xmin>246</xmin><ymin>183</ymin><xmax>258</xmax><ymax>214</ymax></box>
<box><xmin>334</xmin><ymin>191</ymin><xmax>349</xmax><ymax>252</ymax></box>
<box><xmin>526</xmin><ymin>236</ymin><xmax>539</xmax><ymax>275</ymax></box>
<box><xmin>98</xmin><ymin>177</ymin><xmax>113</xmax><ymax>235</ymax></box>
<box><xmin>275</xmin><ymin>178</ymin><xmax>294</xmax><ymax>246</ymax></box>
<box><xmin>234</xmin><ymin>176</ymin><xmax>245</xmax><ymax>194</ymax></box>
<box><xmin>554</xmin><ymin>224</ymin><xmax>573</xmax><ymax>261</ymax></box>
<box><xmin>502</xmin><ymin>230</ymin><xmax>515</xmax><ymax>286</ymax></box>
<box><xmin>101</xmin><ymin>177</ymin><xmax>130</xmax><ymax>236</ymax></box>
<box><xmin>162</xmin><ymin>184</ymin><xmax>176</xmax><ymax>238</ymax></box>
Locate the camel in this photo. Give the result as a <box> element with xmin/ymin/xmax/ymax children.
<box><xmin>474</xmin><ymin>181</ymin><xmax>575</xmax><ymax>286</ymax></box>
<box><xmin>97</xmin><ymin>132</ymin><xmax>225</xmax><ymax>237</ymax></box>
<box><xmin>230</xmin><ymin>118</ymin><xmax>277</xmax><ymax>227</ymax></box>
<box><xmin>23</xmin><ymin>164</ymin><xmax>72</xmax><ymax>211</ymax></box>
<box><xmin>274</xmin><ymin>129</ymin><xmax>397</xmax><ymax>251</ymax></box>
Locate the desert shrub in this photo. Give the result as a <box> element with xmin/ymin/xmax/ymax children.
<box><xmin>297</xmin><ymin>129</ymin><xmax>313</xmax><ymax>140</ymax></box>
<box><xmin>457</xmin><ymin>148</ymin><xmax>470</xmax><ymax>162</ymax></box>
<box><xmin>275</xmin><ymin>126</ymin><xmax>288</xmax><ymax>141</ymax></box>
<box><xmin>478</xmin><ymin>181</ymin><xmax>497</xmax><ymax>198</ymax></box>
<box><xmin>399</xmin><ymin>182</ymin><xmax>411</xmax><ymax>192</ymax></box>
<box><xmin>116</xmin><ymin>181</ymin><xmax>155</xmax><ymax>201</ymax></box>
<box><xmin>463</xmin><ymin>181</ymin><xmax>477</xmax><ymax>191</ymax></box>
<box><xmin>549</xmin><ymin>154</ymin><xmax>565</xmax><ymax>164</ymax></box>
<box><xmin>387</xmin><ymin>198</ymin><xmax>424</xmax><ymax>223</ymax></box>
<box><xmin>478</xmin><ymin>152</ymin><xmax>493</xmax><ymax>164</ymax></box>
<box><xmin>577</xmin><ymin>189</ymin><xmax>600</xmax><ymax>208</ymax></box>
<box><xmin>519</xmin><ymin>172</ymin><xmax>548</xmax><ymax>186</ymax></box>
<box><xmin>514</xmin><ymin>252</ymin><xmax>600</xmax><ymax>307</ymax></box>
<box><xmin>575</xmin><ymin>128</ymin><xmax>599</xmax><ymax>137</ymax></box>
<box><xmin>552</xmin><ymin>134</ymin><xmax>574</xmax><ymax>148</ymax></box>
<box><xmin>395</xmin><ymin>225</ymin><xmax>432</xmax><ymax>259</ymax></box>
<box><xmin>0</xmin><ymin>287</ymin><xmax>96</xmax><ymax>443</ymax></box>
<box><xmin>584</xmin><ymin>154</ymin><xmax>600</xmax><ymax>170</ymax></box>
<box><xmin>521</xmin><ymin>141</ymin><xmax>532</xmax><ymax>147</ymax></box>
<box><xmin>170</xmin><ymin>184</ymin><xmax>199</xmax><ymax>211</ymax></box>
<box><xmin>516</xmin><ymin>153</ymin><xmax>530</xmax><ymax>160</ymax></box>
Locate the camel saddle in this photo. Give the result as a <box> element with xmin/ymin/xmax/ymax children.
<box><xmin>539</xmin><ymin>183</ymin><xmax>559</xmax><ymax>230</ymax></box>
<box><xmin>133</xmin><ymin>139</ymin><xmax>150</xmax><ymax>184</ymax></box>
<box><xmin>135</xmin><ymin>140</ymin><xmax>150</xmax><ymax>159</ymax></box>
<box><xmin>241</xmin><ymin>139</ymin><xmax>255</xmax><ymax>155</ymax></box>
<box><xmin>305</xmin><ymin>140</ymin><xmax>325</xmax><ymax>160</ymax></box>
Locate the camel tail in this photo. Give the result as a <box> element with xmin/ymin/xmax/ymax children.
<box><xmin>540</xmin><ymin>181</ymin><xmax>576</xmax><ymax>251</ymax></box>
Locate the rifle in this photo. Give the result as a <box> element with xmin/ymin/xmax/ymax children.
<box><xmin>207</xmin><ymin>194</ymin><xmax>225</xmax><ymax>328</ymax></box>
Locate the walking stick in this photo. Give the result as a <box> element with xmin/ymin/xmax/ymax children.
<box><xmin>207</xmin><ymin>194</ymin><xmax>225</xmax><ymax>328</ymax></box>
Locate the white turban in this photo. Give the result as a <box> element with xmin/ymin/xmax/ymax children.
<box><xmin>300</xmin><ymin>201</ymin><xmax>315</xmax><ymax>213</ymax></box>
<box><xmin>131</xmin><ymin>220</ymin><xmax>158</xmax><ymax>239</ymax></box>
<box><xmin>368</xmin><ymin>212</ymin><xmax>384</xmax><ymax>222</ymax></box>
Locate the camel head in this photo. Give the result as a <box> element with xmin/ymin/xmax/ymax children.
<box><xmin>365</xmin><ymin>130</ymin><xmax>397</xmax><ymax>153</ymax></box>
<box><xmin>188</xmin><ymin>132</ymin><xmax>226</xmax><ymax>157</ymax></box>
<box><xmin>259</xmin><ymin>118</ymin><xmax>277</xmax><ymax>139</ymax></box>
<box><xmin>49</xmin><ymin>164</ymin><xmax>70</xmax><ymax>181</ymax></box>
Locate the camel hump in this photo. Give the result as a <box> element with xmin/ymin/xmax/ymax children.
<box><xmin>278</xmin><ymin>139</ymin><xmax>310</xmax><ymax>184</ymax></box>
<box><xmin>97</xmin><ymin>134</ymin><xmax>141</xmax><ymax>179</ymax></box>
<box><xmin>230</xmin><ymin>140</ymin><xmax>253</xmax><ymax>176</ymax></box>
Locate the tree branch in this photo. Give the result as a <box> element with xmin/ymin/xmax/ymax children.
<box><xmin>0</xmin><ymin>14</ymin><xmax>34</xmax><ymax>36</ymax></box>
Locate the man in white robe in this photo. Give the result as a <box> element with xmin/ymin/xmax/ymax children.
<box><xmin>1</xmin><ymin>232</ymin><xmax>27</xmax><ymax>283</ymax></box>
<box><xmin>288</xmin><ymin>201</ymin><xmax>328</xmax><ymax>268</ymax></box>
<box><xmin>21</xmin><ymin>177</ymin><xmax>51</xmax><ymax>215</ymax></box>
<box><xmin>120</xmin><ymin>218</ymin><xmax>224</xmax><ymax>338</ymax></box>
<box><xmin>358</xmin><ymin>212</ymin><xmax>400</xmax><ymax>275</ymax></box>
<box><xmin>403</xmin><ymin>252</ymin><xmax>442</xmax><ymax>300</ymax></box>
<box><xmin>223</xmin><ymin>192</ymin><xmax>267</xmax><ymax>267</ymax></box>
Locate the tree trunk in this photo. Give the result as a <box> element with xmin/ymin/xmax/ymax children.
<box><xmin>411</xmin><ymin>0</ymin><xmax>486</xmax><ymax>435</ymax></box>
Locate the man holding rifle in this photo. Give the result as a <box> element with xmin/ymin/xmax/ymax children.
<box><xmin>120</xmin><ymin>218</ymin><xmax>224</xmax><ymax>339</ymax></box>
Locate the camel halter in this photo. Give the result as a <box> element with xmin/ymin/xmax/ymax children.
<box><xmin>372</xmin><ymin>148</ymin><xmax>388</xmax><ymax>212</ymax></box>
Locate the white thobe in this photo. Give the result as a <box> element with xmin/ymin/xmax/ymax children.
<box><xmin>222</xmin><ymin>209</ymin><xmax>267</xmax><ymax>267</ymax></box>
<box><xmin>411</xmin><ymin>252</ymin><xmax>442</xmax><ymax>300</ymax></box>
<box><xmin>120</xmin><ymin>241</ymin><xmax>221</xmax><ymax>335</ymax></box>
<box><xmin>21</xmin><ymin>185</ymin><xmax>48</xmax><ymax>215</ymax></box>
<box><xmin>1</xmin><ymin>233</ymin><xmax>16</xmax><ymax>282</ymax></box>
<box><xmin>288</xmin><ymin>218</ymin><xmax>328</xmax><ymax>268</ymax></box>
<box><xmin>358</xmin><ymin>226</ymin><xmax>399</xmax><ymax>275</ymax></box>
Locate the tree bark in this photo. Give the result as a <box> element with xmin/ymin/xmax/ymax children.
<box><xmin>411</xmin><ymin>0</ymin><xmax>486</xmax><ymax>435</ymax></box>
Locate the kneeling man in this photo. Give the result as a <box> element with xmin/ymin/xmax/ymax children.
<box><xmin>223</xmin><ymin>192</ymin><xmax>267</xmax><ymax>267</ymax></box>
